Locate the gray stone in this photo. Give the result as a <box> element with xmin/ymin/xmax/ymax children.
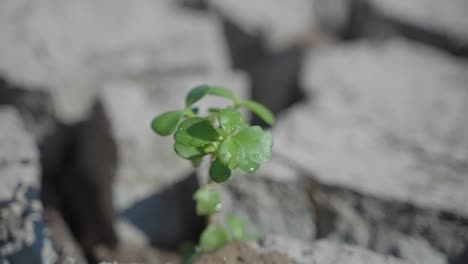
<box><xmin>256</xmin><ymin>235</ymin><xmax>408</xmax><ymax>264</ymax></box>
<box><xmin>0</xmin><ymin>106</ymin><xmax>57</xmax><ymax>263</ymax></box>
<box><xmin>271</xmin><ymin>39</ymin><xmax>468</xmax><ymax>260</ymax></box>
<box><xmin>43</xmin><ymin>208</ymin><xmax>87</xmax><ymax>264</ymax></box>
<box><xmin>395</xmin><ymin>236</ymin><xmax>447</xmax><ymax>264</ymax></box>
<box><xmin>0</xmin><ymin>106</ymin><xmax>38</xmax><ymax>199</ymax></box>
<box><xmin>206</xmin><ymin>0</ymin><xmax>318</xmax><ymax>51</ymax></box>
<box><xmin>297</xmin><ymin>39</ymin><xmax>468</xmax><ymax>216</ymax></box>
<box><xmin>215</xmin><ymin>171</ymin><xmax>316</xmax><ymax>242</ymax></box>
<box><xmin>316</xmin><ymin>187</ymin><xmax>452</xmax><ymax>263</ymax></box>
<box><xmin>370</xmin><ymin>0</ymin><xmax>468</xmax><ymax>42</ymax></box>
<box><xmin>313</xmin><ymin>0</ymin><xmax>355</xmax><ymax>35</ymax></box>
<box><xmin>0</xmin><ymin>80</ymin><xmax>57</xmax><ymax>143</ymax></box>
<box><xmin>0</xmin><ymin>0</ymin><xmax>231</xmax><ymax>122</ymax></box>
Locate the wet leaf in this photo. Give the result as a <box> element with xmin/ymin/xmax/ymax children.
<box><xmin>217</xmin><ymin>138</ymin><xmax>244</xmax><ymax>170</ymax></box>
<box><xmin>174</xmin><ymin>117</ymin><xmax>220</xmax><ymax>146</ymax></box>
<box><xmin>227</xmin><ymin>215</ymin><xmax>247</xmax><ymax>241</ymax></box>
<box><xmin>185</xmin><ymin>85</ymin><xmax>238</xmax><ymax>106</ymax></box>
<box><xmin>151</xmin><ymin>110</ymin><xmax>183</xmax><ymax>136</ymax></box>
<box><xmin>199</xmin><ymin>225</ymin><xmax>230</xmax><ymax>252</ymax></box>
<box><xmin>217</xmin><ymin>109</ymin><xmax>247</xmax><ymax>135</ymax></box>
<box><xmin>232</xmin><ymin>126</ymin><xmax>272</xmax><ymax>173</ymax></box>
<box><xmin>193</xmin><ymin>185</ymin><xmax>222</xmax><ymax>216</ymax></box>
<box><xmin>237</xmin><ymin>157</ymin><xmax>260</xmax><ymax>173</ymax></box>
<box><xmin>174</xmin><ymin>143</ymin><xmax>206</xmax><ymax>160</ymax></box>
<box><xmin>209</xmin><ymin>158</ymin><xmax>231</xmax><ymax>183</ymax></box>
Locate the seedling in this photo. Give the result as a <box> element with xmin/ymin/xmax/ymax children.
<box><xmin>151</xmin><ymin>85</ymin><xmax>274</xmax><ymax>261</ymax></box>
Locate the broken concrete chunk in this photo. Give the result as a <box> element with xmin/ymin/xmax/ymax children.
<box><xmin>207</xmin><ymin>0</ymin><xmax>317</xmax><ymax>51</ymax></box>
<box><xmin>0</xmin><ymin>106</ymin><xmax>38</xmax><ymax>199</ymax></box>
<box><xmin>0</xmin><ymin>106</ymin><xmax>57</xmax><ymax>263</ymax></box>
<box><xmin>0</xmin><ymin>0</ymin><xmax>231</xmax><ymax>122</ymax></box>
<box><xmin>302</xmin><ymin>39</ymin><xmax>468</xmax><ymax>163</ymax></box>
<box><xmin>256</xmin><ymin>236</ymin><xmax>408</xmax><ymax>264</ymax></box>
<box><xmin>215</xmin><ymin>172</ymin><xmax>316</xmax><ymax>242</ymax></box>
<box><xmin>273</xmin><ymin>38</ymin><xmax>468</xmax><ymax>261</ymax></box>
<box><xmin>274</xmin><ymin>101</ymin><xmax>468</xmax><ymax>219</ymax></box>
<box><xmin>370</xmin><ymin>0</ymin><xmax>468</xmax><ymax>42</ymax></box>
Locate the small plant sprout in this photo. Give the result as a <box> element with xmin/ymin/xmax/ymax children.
<box><xmin>151</xmin><ymin>85</ymin><xmax>274</xmax><ymax>261</ymax></box>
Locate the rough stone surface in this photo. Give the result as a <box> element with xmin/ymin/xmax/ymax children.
<box><xmin>269</xmin><ymin>38</ymin><xmax>468</xmax><ymax>261</ymax></box>
<box><xmin>0</xmin><ymin>106</ymin><xmax>38</xmax><ymax>199</ymax></box>
<box><xmin>215</xmin><ymin>171</ymin><xmax>316</xmax><ymax>242</ymax></box>
<box><xmin>256</xmin><ymin>236</ymin><xmax>407</xmax><ymax>264</ymax></box>
<box><xmin>370</xmin><ymin>0</ymin><xmax>468</xmax><ymax>42</ymax></box>
<box><xmin>207</xmin><ymin>0</ymin><xmax>317</xmax><ymax>51</ymax></box>
<box><xmin>0</xmin><ymin>79</ymin><xmax>57</xmax><ymax>143</ymax></box>
<box><xmin>312</xmin><ymin>184</ymin><xmax>457</xmax><ymax>263</ymax></box>
<box><xmin>298</xmin><ymin>39</ymin><xmax>468</xmax><ymax>216</ymax></box>
<box><xmin>43</xmin><ymin>208</ymin><xmax>87</xmax><ymax>264</ymax></box>
<box><xmin>196</xmin><ymin>241</ymin><xmax>294</xmax><ymax>264</ymax></box>
<box><xmin>0</xmin><ymin>106</ymin><xmax>57</xmax><ymax>263</ymax></box>
<box><xmin>0</xmin><ymin>0</ymin><xmax>231</xmax><ymax>122</ymax></box>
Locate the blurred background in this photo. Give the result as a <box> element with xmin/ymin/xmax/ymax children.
<box><xmin>0</xmin><ymin>0</ymin><xmax>467</xmax><ymax>263</ymax></box>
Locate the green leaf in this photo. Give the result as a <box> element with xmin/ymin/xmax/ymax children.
<box><xmin>209</xmin><ymin>158</ymin><xmax>231</xmax><ymax>183</ymax></box>
<box><xmin>193</xmin><ymin>185</ymin><xmax>222</xmax><ymax>216</ymax></box>
<box><xmin>185</xmin><ymin>85</ymin><xmax>239</xmax><ymax>107</ymax></box>
<box><xmin>217</xmin><ymin>109</ymin><xmax>247</xmax><ymax>135</ymax></box>
<box><xmin>186</xmin><ymin>85</ymin><xmax>210</xmax><ymax>106</ymax></box>
<box><xmin>227</xmin><ymin>215</ymin><xmax>247</xmax><ymax>241</ymax></box>
<box><xmin>240</xmin><ymin>100</ymin><xmax>275</xmax><ymax>125</ymax></box>
<box><xmin>199</xmin><ymin>225</ymin><xmax>230</xmax><ymax>252</ymax></box>
<box><xmin>174</xmin><ymin>144</ymin><xmax>206</xmax><ymax>160</ymax></box>
<box><xmin>217</xmin><ymin>138</ymin><xmax>244</xmax><ymax>170</ymax></box>
<box><xmin>233</xmin><ymin>126</ymin><xmax>273</xmax><ymax>164</ymax></box>
<box><xmin>174</xmin><ymin>117</ymin><xmax>221</xmax><ymax>146</ymax></box>
<box><xmin>237</xmin><ymin>157</ymin><xmax>260</xmax><ymax>173</ymax></box>
<box><xmin>151</xmin><ymin>110</ymin><xmax>183</xmax><ymax>136</ymax></box>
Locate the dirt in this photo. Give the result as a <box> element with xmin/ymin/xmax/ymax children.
<box><xmin>196</xmin><ymin>242</ymin><xmax>295</xmax><ymax>264</ymax></box>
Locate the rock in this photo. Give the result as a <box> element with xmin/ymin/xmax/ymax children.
<box><xmin>0</xmin><ymin>0</ymin><xmax>231</xmax><ymax>123</ymax></box>
<box><xmin>271</xmin><ymin>39</ymin><xmax>468</xmax><ymax>260</ymax></box>
<box><xmin>369</xmin><ymin>0</ymin><xmax>468</xmax><ymax>43</ymax></box>
<box><xmin>207</xmin><ymin>0</ymin><xmax>317</xmax><ymax>51</ymax></box>
<box><xmin>0</xmin><ymin>78</ymin><xmax>57</xmax><ymax>143</ymax></box>
<box><xmin>394</xmin><ymin>236</ymin><xmax>447</xmax><ymax>264</ymax></box>
<box><xmin>0</xmin><ymin>106</ymin><xmax>57</xmax><ymax>263</ymax></box>
<box><xmin>196</xmin><ymin>241</ymin><xmax>294</xmax><ymax>264</ymax></box>
<box><xmin>312</xmin><ymin>0</ymin><xmax>356</xmax><ymax>36</ymax></box>
<box><xmin>256</xmin><ymin>236</ymin><xmax>407</xmax><ymax>264</ymax></box>
<box><xmin>0</xmin><ymin>107</ymin><xmax>39</xmax><ymax>198</ymax></box>
<box><xmin>43</xmin><ymin>208</ymin><xmax>88</xmax><ymax>264</ymax></box>
<box><xmin>315</xmin><ymin>186</ymin><xmax>453</xmax><ymax>263</ymax></box>
<box><xmin>298</xmin><ymin>39</ymin><xmax>468</xmax><ymax>212</ymax></box>
<box><xmin>215</xmin><ymin>170</ymin><xmax>316</xmax><ymax>242</ymax></box>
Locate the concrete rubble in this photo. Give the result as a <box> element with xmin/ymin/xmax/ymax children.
<box><xmin>1</xmin><ymin>0</ymin><xmax>467</xmax><ymax>263</ymax></box>
<box><xmin>270</xmin><ymin>38</ymin><xmax>468</xmax><ymax>262</ymax></box>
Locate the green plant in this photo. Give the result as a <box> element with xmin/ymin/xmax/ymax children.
<box><xmin>151</xmin><ymin>85</ymin><xmax>274</xmax><ymax>261</ymax></box>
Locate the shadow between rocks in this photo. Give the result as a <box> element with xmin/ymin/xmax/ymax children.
<box><xmin>121</xmin><ymin>172</ymin><xmax>206</xmax><ymax>251</ymax></box>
